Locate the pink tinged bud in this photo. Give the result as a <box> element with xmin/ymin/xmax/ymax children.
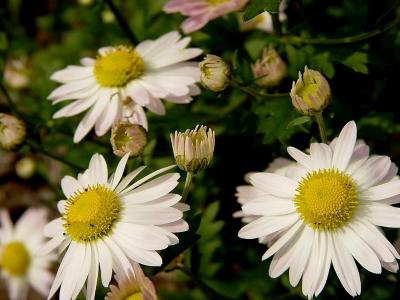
<box><xmin>110</xmin><ymin>122</ymin><xmax>147</xmax><ymax>157</ymax></box>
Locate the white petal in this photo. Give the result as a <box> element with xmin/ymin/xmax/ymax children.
<box><xmin>61</xmin><ymin>175</ymin><xmax>82</xmax><ymax>198</ymax></box>
<box><xmin>114</xmin><ymin>166</ymin><xmax>146</xmax><ymax>194</ymax></box>
<box><xmin>43</xmin><ymin>218</ymin><xmax>63</xmax><ymax>238</ymax></box>
<box><xmin>287</xmin><ymin>146</ymin><xmax>313</xmax><ymax>169</ymax></box>
<box><xmin>122</xmin><ymin>206</ymin><xmax>183</xmax><ymax>225</ymax></box>
<box><xmin>243</xmin><ymin>197</ymin><xmax>295</xmax><ymax>216</ymax></box>
<box><xmin>96</xmin><ymin>239</ymin><xmax>113</xmax><ymax>287</ymax></box>
<box><xmin>126</xmin><ymin>82</ymin><xmax>150</xmax><ymax>106</ymax></box>
<box><xmin>310</xmin><ymin>143</ymin><xmax>332</xmax><ymax>169</ymax></box>
<box><xmin>88</xmin><ymin>153</ymin><xmax>108</xmax><ymax>185</ymax></box>
<box><xmin>351</xmin><ymin>156</ymin><xmax>391</xmax><ymax>190</ymax></box>
<box><xmin>365</xmin><ymin>203</ymin><xmax>400</xmax><ymax>227</ymax></box>
<box><xmin>238</xmin><ymin>214</ymin><xmax>298</xmax><ymax>239</ymax></box>
<box><xmin>94</xmin><ymin>93</ymin><xmax>120</xmax><ymax>136</ymax></box>
<box><xmin>110</xmin><ymin>153</ymin><xmax>130</xmax><ymax>190</ymax></box>
<box><xmin>249</xmin><ymin>172</ymin><xmax>297</xmax><ymax>198</ymax></box>
<box><xmin>41</xmin><ymin>233</ymin><xmax>65</xmax><ymax>254</ymax></box>
<box><xmin>360</xmin><ymin>180</ymin><xmax>400</xmax><ymax>201</ymax></box>
<box><xmin>103</xmin><ymin>237</ymin><xmax>133</xmax><ymax>277</ymax></box>
<box><xmin>332</xmin><ymin>121</ymin><xmax>357</xmax><ymax>171</ymax></box>
<box><xmin>57</xmin><ymin>200</ymin><xmax>67</xmax><ymax>214</ymax></box>
<box><xmin>85</xmin><ymin>243</ymin><xmax>99</xmax><ymax>300</ymax></box>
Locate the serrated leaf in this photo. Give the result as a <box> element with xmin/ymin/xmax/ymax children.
<box><xmin>243</xmin><ymin>0</ymin><xmax>280</xmax><ymax>21</ymax></box>
<box><xmin>341</xmin><ymin>52</ymin><xmax>368</xmax><ymax>74</ymax></box>
<box><xmin>309</xmin><ymin>52</ymin><xmax>335</xmax><ymax>78</ymax></box>
<box><xmin>287</xmin><ymin>116</ymin><xmax>312</xmax><ymax>128</ymax></box>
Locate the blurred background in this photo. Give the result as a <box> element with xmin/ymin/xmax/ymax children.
<box><xmin>1</xmin><ymin>0</ymin><xmax>400</xmax><ymax>299</ymax></box>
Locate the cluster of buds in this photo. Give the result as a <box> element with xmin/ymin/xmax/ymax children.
<box><xmin>171</xmin><ymin>125</ymin><xmax>215</xmax><ymax>173</ymax></box>
<box><xmin>110</xmin><ymin>122</ymin><xmax>147</xmax><ymax>157</ymax></box>
<box><xmin>199</xmin><ymin>54</ymin><xmax>231</xmax><ymax>92</ymax></box>
<box><xmin>251</xmin><ymin>47</ymin><xmax>287</xmax><ymax>88</ymax></box>
<box><xmin>290</xmin><ymin>66</ymin><xmax>331</xmax><ymax>115</ymax></box>
<box><xmin>0</xmin><ymin>113</ymin><xmax>26</xmax><ymax>150</ymax></box>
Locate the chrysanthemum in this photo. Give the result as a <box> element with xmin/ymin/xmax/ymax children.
<box><xmin>0</xmin><ymin>208</ymin><xmax>56</xmax><ymax>300</ymax></box>
<box><xmin>238</xmin><ymin>121</ymin><xmax>400</xmax><ymax>298</ymax></box>
<box><xmin>42</xmin><ymin>153</ymin><xmax>188</xmax><ymax>300</ymax></box>
<box><xmin>48</xmin><ymin>31</ymin><xmax>202</xmax><ymax>143</ymax></box>
<box><xmin>105</xmin><ymin>263</ymin><xmax>157</xmax><ymax>300</ymax></box>
<box><xmin>163</xmin><ymin>0</ymin><xmax>249</xmax><ymax>33</ymax></box>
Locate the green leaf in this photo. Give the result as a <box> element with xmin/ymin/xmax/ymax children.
<box><xmin>0</xmin><ymin>32</ymin><xmax>7</xmax><ymax>50</ymax></box>
<box><xmin>285</xmin><ymin>44</ymin><xmax>308</xmax><ymax>78</ymax></box>
<box><xmin>243</xmin><ymin>0</ymin><xmax>280</xmax><ymax>21</ymax></box>
<box><xmin>341</xmin><ymin>52</ymin><xmax>369</xmax><ymax>74</ymax></box>
<box><xmin>287</xmin><ymin>116</ymin><xmax>312</xmax><ymax>129</ymax></box>
<box><xmin>309</xmin><ymin>52</ymin><xmax>335</xmax><ymax>78</ymax></box>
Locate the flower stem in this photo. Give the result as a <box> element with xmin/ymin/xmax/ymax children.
<box><xmin>282</xmin><ymin>15</ymin><xmax>399</xmax><ymax>45</ymax></box>
<box><xmin>181</xmin><ymin>172</ymin><xmax>193</xmax><ymax>203</ymax></box>
<box><xmin>314</xmin><ymin>112</ymin><xmax>327</xmax><ymax>143</ymax></box>
<box><xmin>271</xmin><ymin>13</ymin><xmax>282</xmax><ymax>37</ymax></box>
<box><xmin>0</xmin><ymin>83</ymin><xmax>20</xmax><ymax>117</ymax></box>
<box><xmin>104</xmin><ymin>0</ymin><xmax>138</xmax><ymax>45</ymax></box>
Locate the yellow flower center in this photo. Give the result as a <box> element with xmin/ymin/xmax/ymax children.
<box><xmin>63</xmin><ymin>185</ymin><xmax>121</xmax><ymax>242</ymax></box>
<box><xmin>207</xmin><ymin>0</ymin><xmax>230</xmax><ymax>4</ymax></box>
<box><xmin>294</xmin><ymin>169</ymin><xmax>358</xmax><ymax>231</ymax></box>
<box><xmin>125</xmin><ymin>292</ymin><xmax>143</xmax><ymax>300</ymax></box>
<box><xmin>0</xmin><ymin>242</ymin><xmax>30</xmax><ymax>276</ymax></box>
<box><xmin>297</xmin><ymin>83</ymin><xmax>319</xmax><ymax>107</ymax></box>
<box><xmin>93</xmin><ymin>46</ymin><xmax>145</xmax><ymax>87</ymax></box>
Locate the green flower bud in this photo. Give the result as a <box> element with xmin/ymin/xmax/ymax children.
<box><xmin>111</xmin><ymin>122</ymin><xmax>147</xmax><ymax>157</ymax></box>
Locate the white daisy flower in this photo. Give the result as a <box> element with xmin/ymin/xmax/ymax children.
<box><xmin>0</xmin><ymin>208</ymin><xmax>56</xmax><ymax>300</ymax></box>
<box><xmin>48</xmin><ymin>31</ymin><xmax>202</xmax><ymax>143</ymax></box>
<box><xmin>238</xmin><ymin>121</ymin><xmax>400</xmax><ymax>298</ymax></box>
<box><xmin>42</xmin><ymin>153</ymin><xmax>189</xmax><ymax>300</ymax></box>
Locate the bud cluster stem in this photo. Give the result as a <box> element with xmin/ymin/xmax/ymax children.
<box><xmin>181</xmin><ymin>171</ymin><xmax>193</xmax><ymax>203</ymax></box>
<box><xmin>314</xmin><ymin>112</ymin><xmax>327</xmax><ymax>143</ymax></box>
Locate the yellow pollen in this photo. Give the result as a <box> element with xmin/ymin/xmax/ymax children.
<box><xmin>298</xmin><ymin>83</ymin><xmax>319</xmax><ymax>106</ymax></box>
<box><xmin>0</xmin><ymin>242</ymin><xmax>30</xmax><ymax>276</ymax></box>
<box><xmin>63</xmin><ymin>185</ymin><xmax>121</xmax><ymax>242</ymax></box>
<box><xmin>294</xmin><ymin>169</ymin><xmax>358</xmax><ymax>231</ymax></box>
<box><xmin>93</xmin><ymin>46</ymin><xmax>145</xmax><ymax>87</ymax></box>
<box><xmin>207</xmin><ymin>0</ymin><xmax>230</xmax><ymax>4</ymax></box>
<box><xmin>125</xmin><ymin>292</ymin><xmax>143</xmax><ymax>300</ymax></box>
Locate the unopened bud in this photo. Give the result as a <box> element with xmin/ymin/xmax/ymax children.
<box><xmin>170</xmin><ymin>125</ymin><xmax>215</xmax><ymax>173</ymax></box>
<box><xmin>252</xmin><ymin>47</ymin><xmax>287</xmax><ymax>88</ymax></box>
<box><xmin>199</xmin><ymin>55</ymin><xmax>230</xmax><ymax>92</ymax></box>
<box><xmin>0</xmin><ymin>113</ymin><xmax>26</xmax><ymax>150</ymax></box>
<box><xmin>15</xmin><ymin>157</ymin><xmax>35</xmax><ymax>179</ymax></box>
<box><xmin>111</xmin><ymin>123</ymin><xmax>147</xmax><ymax>157</ymax></box>
<box><xmin>290</xmin><ymin>66</ymin><xmax>331</xmax><ymax>115</ymax></box>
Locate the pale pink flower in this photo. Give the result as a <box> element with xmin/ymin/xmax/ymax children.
<box><xmin>163</xmin><ymin>0</ymin><xmax>249</xmax><ymax>33</ymax></box>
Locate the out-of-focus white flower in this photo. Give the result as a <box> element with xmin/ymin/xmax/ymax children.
<box><xmin>239</xmin><ymin>0</ymin><xmax>287</xmax><ymax>32</ymax></box>
<box><xmin>42</xmin><ymin>153</ymin><xmax>189</xmax><ymax>300</ymax></box>
<box><xmin>171</xmin><ymin>125</ymin><xmax>215</xmax><ymax>173</ymax></box>
<box><xmin>0</xmin><ymin>113</ymin><xmax>26</xmax><ymax>150</ymax></box>
<box><xmin>3</xmin><ymin>58</ymin><xmax>29</xmax><ymax>90</ymax></box>
<box><xmin>199</xmin><ymin>54</ymin><xmax>230</xmax><ymax>92</ymax></box>
<box><xmin>105</xmin><ymin>263</ymin><xmax>157</xmax><ymax>300</ymax></box>
<box><xmin>238</xmin><ymin>121</ymin><xmax>400</xmax><ymax>298</ymax></box>
<box><xmin>290</xmin><ymin>66</ymin><xmax>331</xmax><ymax>115</ymax></box>
<box><xmin>164</xmin><ymin>0</ymin><xmax>249</xmax><ymax>33</ymax></box>
<box><xmin>0</xmin><ymin>208</ymin><xmax>56</xmax><ymax>300</ymax></box>
<box><xmin>15</xmin><ymin>157</ymin><xmax>35</xmax><ymax>179</ymax></box>
<box><xmin>251</xmin><ymin>47</ymin><xmax>287</xmax><ymax>88</ymax></box>
<box><xmin>48</xmin><ymin>31</ymin><xmax>202</xmax><ymax>143</ymax></box>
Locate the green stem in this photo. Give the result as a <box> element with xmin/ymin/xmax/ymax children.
<box><xmin>282</xmin><ymin>15</ymin><xmax>399</xmax><ymax>45</ymax></box>
<box><xmin>104</xmin><ymin>0</ymin><xmax>138</xmax><ymax>45</ymax></box>
<box><xmin>181</xmin><ymin>172</ymin><xmax>193</xmax><ymax>203</ymax></box>
<box><xmin>0</xmin><ymin>83</ymin><xmax>20</xmax><ymax>117</ymax></box>
<box><xmin>314</xmin><ymin>112</ymin><xmax>327</xmax><ymax>143</ymax></box>
<box><xmin>271</xmin><ymin>13</ymin><xmax>282</xmax><ymax>37</ymax></box>
<box><xmin>180</xmin><ymin>268</ymin><xmax>230</xmax><ymax>300</ymax></box>
<box><xmin>27</xmin><ymin>141</ymin><xmax>84</xmax><ymax>171</ymax></box>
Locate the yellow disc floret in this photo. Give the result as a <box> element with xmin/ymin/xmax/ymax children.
<box><xmin>93</xmin><ymin>46</ymin><xmax>145</xmax><ymax>87</ymax></box>
<box><xmin>0</xmin><ymin>241</ymin><xmax>30</xmax><ymax>276</ymax></box>
<box><xmin>294</xmin><ymin>169</ymin><xmax>358</xmax><ymax>231</ymax></box>
<box><xmin>63</xmin><ymin>185</ymin><xmax>121</xmax><ymax>242</ymax></box>
<box><xmin>125</xmin><ymin>292</ymin><xmax>143</xmax><ymax>300</ymax></box>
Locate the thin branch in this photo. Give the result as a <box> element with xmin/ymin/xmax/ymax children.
<box><xmin>104</xmin><ymin>0</ymin><xmax>139</xmax><ymax>45</ymax></box>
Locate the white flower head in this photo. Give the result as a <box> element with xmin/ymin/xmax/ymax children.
<box><xmin>0</xmin><ymin>208</ymin><xmax>56</xmax><ymax>300</ymax></box>
<box><xmin>42</xmin><ymin>153</ymin><xmax>189</xmax><ymax>300</ymax></box>
<box><xmin>238</xmin><ymin>121</ymin><xmax>400</xmax><ymax>298</ymax></box>
<box><xmin>48</xmin><ymin>31</ymin><xmax>202</xmax><ymax>143</ymax></box>
<box><xmin>171</xmin><ymin>125</ymin><xmax>215</xmax><ymax>173</ymax></box>
<box><xmin>0</xmin><ymin>113</ymin><xmax>26</xmax><ymax>150</ymax></box>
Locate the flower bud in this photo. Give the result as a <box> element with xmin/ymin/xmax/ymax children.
<box><xmin>251</xmin><ymin>47</ymin><xmax>287</xmax><ymax>88</ymax></box>
<box><xmin>199</xmin><ymin>54</ymin><xmax>230</xmax><ymax>92</ymax></box>
<box><xmin>15</xmin><ymin>157</ymin><xmax>35</xmax><ymax>179</ymax></box>
<box><xmin>111</xmin><ymin>122</ymin><xmax>147</xmax><ymax>157</ymax></box>
<box><xmin>0</xmin><ymin>113</ymin><xmax>26</xmax><ymax>150</ymax></box>
<box><xmin>4</xmin><ymin>58</ymin><xmax>29</xmax><ymax>90</ymax></box>
<box><xmin>290</xmin><ymin>66</ymin><xmax>331</xmax><ymax>115</ymax></box>
<box><xmin>171</xmin><ymin>125</ymin><xmax>215</xmax><ymax>173</ymax></box>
